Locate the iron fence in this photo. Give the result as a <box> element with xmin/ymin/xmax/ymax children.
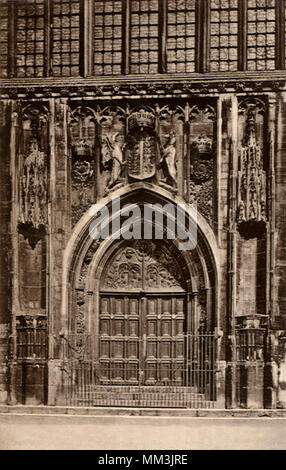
<box><xmin>59</xmin><ymin>332</ymin><xmax>217</xmax><ymax>408</ymax></box>
<box><xmin>236</xmin><ymin>328</ymin><xmax>267</xmax><ymax>362</ymax></box>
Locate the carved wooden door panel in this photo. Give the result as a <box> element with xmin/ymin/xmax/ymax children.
<box><xmin>98</xmin><ymin>294</ymin><xmax>187</xmax><ymax>386</ymax></box>
<box><xmin>99</xmin><ymin>294</ymin><xmax>141</xmax><ymax>385</ymax></box>
<box><xmin>143</xmin><ymin>295</ymin><xmax>186</xmax><ymax>386</ymax></box>
<box><xmin>98</xmin><ymin>241</ymin><xmax>187</xmax><ymax>386</ymax></box>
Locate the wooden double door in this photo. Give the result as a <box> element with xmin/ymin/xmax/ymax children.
<box><xmin>98</xmin><ymin>292</ymin><xmax>187</xmax><ymax>386</ymax></box>
<box><xmin>67</xmin><ymin>241</ymin><xmax>217</xmax><ymax>406</ymax></box>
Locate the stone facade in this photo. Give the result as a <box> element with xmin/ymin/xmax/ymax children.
<box><xmin>0</xmin><ymin>0</ymin><xmax>286</xmax><ymax>409</ymax></box>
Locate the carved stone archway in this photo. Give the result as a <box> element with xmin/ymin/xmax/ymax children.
<box><xmin>62</xmin><ymin>183</ymin><xmax>220</xmax><ymax>335</ymax></box>
<box><xmin>57</xmin><ymin>184</ymin><xmax>220</xmax><ymax>405</ymax></box>
<box><xmin>63</xmin><ymin>183</ymin><xmax>219</xmax><ymax>342</ymax></box>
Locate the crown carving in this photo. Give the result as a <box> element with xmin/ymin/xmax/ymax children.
<box><xmin>192</xmin><ymin>134</ymin><xmax>212</xmax><ymax>155</ymax></box>
<box><xmin>128</xmin><ymin>111</ymin><xmax>155</xmax><ymax>131</ymax></box>
<box><xmin>72</xmin><ymin>140</ymin><xmax>94</xmax><ymax>157</ymax></box>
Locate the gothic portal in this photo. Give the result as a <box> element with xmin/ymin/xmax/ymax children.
<box><xmin>1</xmin><ymin>0</ymin><xmax>286</xmax><ymax>410</ymax></box>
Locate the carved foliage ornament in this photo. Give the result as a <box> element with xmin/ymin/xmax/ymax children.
<box><xmin>16</xmin><ymin>315</ymin><xmax>47</xmax><ymax>329</ymax></box>
<box><xmin>74</xmin><ymin>239</ymin><xmax>103</xmax><ymax>339</ymax></box>
<box><xmin>101</xmin><ymin>241</ymin><xmax>185</xmax><ymax>291</ymax></box>
<box><xmin>70</xmin><ymin>106</ymin><xmax>96</xmax><ymax>225</ymax></box>
<box><xmin>189</xmin><ymin>104</ymin><xmax>216</xmax><ymax>226</ymax></box>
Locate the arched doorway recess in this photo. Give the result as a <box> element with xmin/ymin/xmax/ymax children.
<box><xmin>61</xmin><ymin>185</ymin><xmax>219</xmax><ymax>408</ymax></box>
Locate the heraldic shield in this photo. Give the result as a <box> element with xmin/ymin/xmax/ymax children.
<box><xmin>127</xmin><ymin>110</ymin><xmax>157</xmax><ymax>180</ymax></box>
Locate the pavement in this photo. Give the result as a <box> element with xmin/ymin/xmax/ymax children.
<box><xmin>0</xmin><ymin>413</ymin><xmax>285</xmax><ymax>450</ymax></box>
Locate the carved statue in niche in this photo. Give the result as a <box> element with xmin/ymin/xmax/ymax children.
<box><xmin>159</xmin><ymin>131</ymin><xmax>177</xmax><ymax>187</ymax></box>
<box><xmin>19</xmin><ymin>105</ymin><xmax>48</xmax><ymax>231</ymax></box>
<box><xmin>101</xmin><ymin>132</ymin><xmax>126</xmax><ymax>189</ymax></box>
<box><xmin>99</xmin><ymin>106</ymin><xmax>126</xmax><ymax>193</ymax></box>
<box><xmin>158</xmin><ymin>105</ymin><xmax>184</xmax><ymax>190</ymax></box>
<box><xmin>20</xmin><ymin>135</ymin><xmax>46</xmax><ymax>229</ymax></box>
<box><xmin>237</xmin><ymin>102</ymin><xmax>267</xmax><ymax>235</ymax></box>
<box><xmin>126</xmin><ymin>108</ymin><xmax>156</xmax><ymax>181</ymax></box>
<box><xmin>18</xmin><ymin>104</ymin><xmax>48</xmax><ymax>248</ymax></box>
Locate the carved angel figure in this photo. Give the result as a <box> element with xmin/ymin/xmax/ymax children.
<box><xmin>102</xmin><ymin>132</ymin><xmax>126</xmax><ymax>189</ymax></box>
<box><xmin>160</xmin><ymin>131</ymin><xmax>177</xmax><ymax>186</ymax></box>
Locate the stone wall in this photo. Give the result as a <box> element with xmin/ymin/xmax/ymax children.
<box><xmin>0</xmin><ymin>100</ymin><xmax>12</xmax><ymax>402</ymax></box>
<box><xmin>0</xmin><ymin>90</ymin><xmax>285</xmax><ymax>408</ymax></box>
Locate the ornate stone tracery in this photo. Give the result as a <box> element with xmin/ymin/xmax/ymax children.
<box><xmin>189</xmin><ymin>103</ymin><xmax>216</xmax><ymax>226</ymax></box>
<box><xmin>69</xmin><ymin>106</ymin><xmax>97</xmax><ymax>225</ymax></box>
<box><xmin>237</xmin><ymin>99</ymin><xmax>267</xmax><ymax>236</ymax></box>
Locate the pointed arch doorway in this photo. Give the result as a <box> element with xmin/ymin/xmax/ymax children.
<box><xmin>67</xmin><ymin>237</ymin><xmax>217</xmax><ymax>408</ymax></box>
<box><xmin>62</xmin><ymin>237</ymin><xmax>218</xmax><ymax>407</ymax></box>
<box><xmin>98</xmin><ymin>239</ymin><xmax>188</xmax><ymax>387</ymax></box>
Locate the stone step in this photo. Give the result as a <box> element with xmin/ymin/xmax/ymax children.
<box><xmin>82</xmin><ymin>385</ymin><xmax>207</xmax><ymax>392</ymax></box>
<box><xmin>75</xmin><ymin>386</ymin><xmax>213</xmax><ymax>408</ymax></box>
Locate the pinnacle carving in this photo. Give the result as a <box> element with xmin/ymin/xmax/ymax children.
<box><xmin>237</xmin><ymin>103</ymin><xmax>267</xmax><ymax>235</ymax></box>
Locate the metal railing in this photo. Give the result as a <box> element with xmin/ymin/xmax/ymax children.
<box><xmin>16</xmin><ymin>327</ymin><xmax>47</xmax><ymax>359</ymax></box>
<box><xmin>59</xmin><ymin>332</ymin><xmax>217</xmax><ymax>408</ymax></box>
<box><xmin>236</xmin><ymin>328</ymin><xmax>266</xmax><ymax>362</ymax></box>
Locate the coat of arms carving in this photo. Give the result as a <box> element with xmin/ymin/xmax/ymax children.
<box><xmin>127</xmin><ymin>110</ymin><xmax>156</xmax><ymax>180</ymax></box>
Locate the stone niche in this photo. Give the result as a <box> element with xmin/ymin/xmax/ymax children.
<box><xmin>99</xmin><ymin>105</ymin><xmax>126</xmax><ymax>196</ymax></box>
<box><xmin>17</xmin><ymin>104</ymin><xmax>49</xmax><ymax>312</ymax></box>
<box><xmin>12</xmin><ymin>103</ymin><xmax>49</xmax><ymax>405</ymax></box>
<box><xmin>69</xmin><ymin>106</ymin><xmax>97</xmax><ymax>226</ymax></box>
<box><xmin>236</xmin><ymin>98</ymin><xmax>267</xmax><ymax>319</ymax></box>
<box><xmin>189</xmin><ymin>102</ymin><xmax>216</xmax><ymax>228</ymax></box>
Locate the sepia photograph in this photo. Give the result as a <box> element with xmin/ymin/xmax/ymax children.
<box><xmin>0</xmin><ymin>0</ymin><xmax>285</xmax><ymax>453</ymax></box>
